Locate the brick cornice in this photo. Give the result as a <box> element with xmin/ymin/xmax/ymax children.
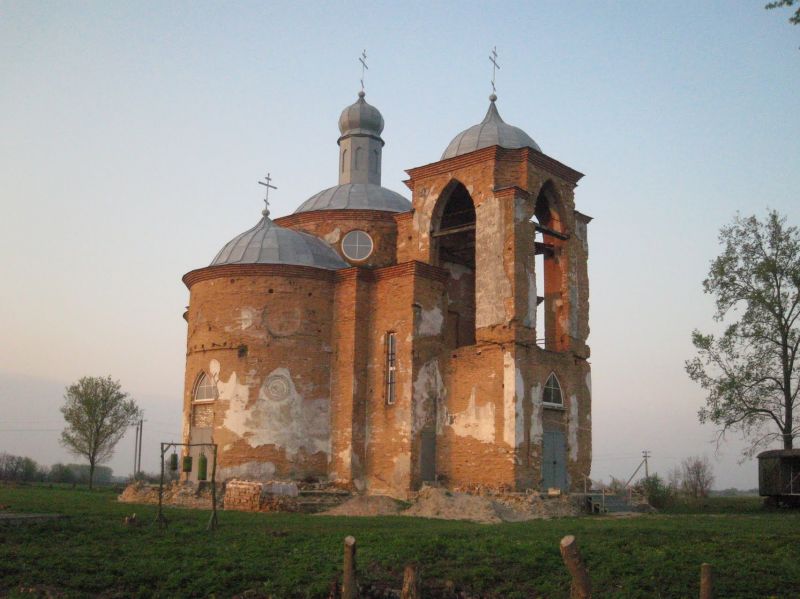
<box><xmin>404</xmin><ymin>146</ymin><xmax>583</xmax><ymax>186</ymax></box>
<box><xmin>273</xmin><ymin>209</ymin><xmax>407</xmax><ymax>229</ymax></box>
<box><xmin>182</xmin><ymin>263</ymin><xmax>335</xmax><ymax>288</ymax></box>
<box><xmin>333</xmin><ymin>260</ymin><xmax>448</xmax><ymax>285</ymax></box>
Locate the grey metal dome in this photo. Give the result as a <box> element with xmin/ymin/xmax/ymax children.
<box><xmin>211</xmin><ymin>216</ymin><xmax>347</xmax><ymax>269</ymax></box>
<box><xmin>338</xmin><ymin>91</ymin><xmax>384</xmax><ymax>138</ymax></box>
<box><xmin>294</xmin><ymin>183</ymin><xmax>411</xmax><ymax>213</ymax></box>
<box><xmin>441</xmin><ymin>95</ymin><xmax>541</xmax><ymax>160</ymax></box>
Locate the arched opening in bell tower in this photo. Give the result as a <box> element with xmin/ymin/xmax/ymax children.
<box><xmin>432</xmin><ymin>180</ymin><xmax>476</xmax><ymax>348</ymax></box>
<box><xmin>533</xmin><ymin>181</ymin><xmax>566</xmax><ymax>351</ymax></box>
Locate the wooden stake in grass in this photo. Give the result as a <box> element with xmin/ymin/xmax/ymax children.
<box><xmin>559</xmin><ymin>535</ymin><xmax>592</xmax><ymax>599</ymax></box>
<box><xmin>342</xmin><ymin>535</ymin><xmax>357</xmax><ymax>599</ymax></box>
<box><xmin>700</xmin><ymin>563</ymin><xmax>713</xmax><ymax>599</ymax></box>
<box><xmin>401</xmin><ymin>563</ymin><xmax>421</xmax><ymax>599</ymax></box>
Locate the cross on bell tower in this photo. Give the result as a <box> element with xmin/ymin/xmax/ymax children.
<box><xmin>258</xmin><ymin>173</ymin><xmax>277</xmax><ymax>217</ymax></box>
<box><xmin>489</xmin><ymin>46</ymin><xmax>500</xmax><ymax>96</ymax></box>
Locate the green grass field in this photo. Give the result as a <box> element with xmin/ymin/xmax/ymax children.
<box><xmin>0</xmin><ymin>484</ymin><xmax>797</xmax><ymax>598</ymax></box>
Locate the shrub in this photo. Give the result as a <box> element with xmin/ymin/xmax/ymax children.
<box><xmin>637</xmin><ymin>474</ymin><xmax>675</xmax><ymax>509</ymax></box>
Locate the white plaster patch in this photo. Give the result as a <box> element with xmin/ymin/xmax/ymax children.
<box><xmin>575</xmin><ymin>219</ymin><xmax>588</xmax><ymax>253</ymax></box>
<box><xmin>502</xmin><ymin>352</ymin><xmax>517</xmax><ymax>447</ymax></box>
<box><xmin>475</xmin><ymin>201</ymin><xmax>512</xmax><ymax>327</ymax></box>
<box><xmin>323</xmin><ymin>227</ymin><xmax>342</xmax><ymax>244</ymax></box>
<box><xmin>220</xmin><ymin>365</ymin><xmax>330</xmax><ymax>458</ymax></box>
<box><xmin>218</xmin><ymin>460</ymin><xmax>276</xmax><ymax>481</ymax></box>
<box><xmin>239</xmin><ymin>307</ymin><xmax>257</xmax><ymax>330</ymax></box>
<box><xmin>569</xmin><ymin>263</ymin><xmax>580</xmax><ymax>338</ymax></box>
<box><xmin>585</xmin><ymin>372</ymin><xmax>592</xmax><ymax>397</ymax></box>
<box><xmin>568</xmin><ymin>394</ymin><xmax>579</xmax><ymax>461</ymax></box>
<box><xmin>449</xmin><ymin>388</ymin><xmax>495</xmax><ymax>443</ymax></box>
<box><xmin>444</xmin><ymin>261</ymin><xmax>472</xmax><ymax>281</ymax></box>
<box><xmin>530</xmin><ymin>383</ymin><xmax>543</xmax><ymax>444</ymax></box>
<box><xmin>417</xmin><ymin>305</ymin><xmax>444</xmax><ymax>337</ymax></box>
<box><xmin>524</xmin><ymin>268</ymin><xmax>537</xmax><ymax>328</ymax></box>
<box><xmin>412</xmin><ymin>359</ymin><xmax>445</xmax><ymax>434</ymax></box>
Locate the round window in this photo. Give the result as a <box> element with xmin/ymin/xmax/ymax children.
<box><xmin>341</xmin><ymin>230</ymin><xmax>374</xmax><ymax>261</ymax></box>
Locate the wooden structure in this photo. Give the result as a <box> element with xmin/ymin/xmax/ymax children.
<box><xmin>757</xmin><ymin>449</ymin><xmax>800</xmax><ymax>507</ymax></box>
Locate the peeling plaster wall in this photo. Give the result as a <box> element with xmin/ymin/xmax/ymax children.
<box><xmin>183</xmin><ymin>273</ymin><xmax>335</xmax><ymax>481</ymax></box>
<box><xmin>448</xmin><ymin>388</ymin><xmax>495</xmax><ymax>443</ymax></box>
<box><xmin>436</xmin><ymin>345</ymin><xmax>516</xmax><ymax>488</ymax></box>
<box><xmin>221</xmin><ymin>365</ymin><xmax>329</xmax><ymax>458</ymax></box>
<box><xmin>416</xmin><ymin>306</ymin><xmax>444</xmax><ymax>337</ymax></box>
<box><xmin>475</xmin><ymin>197</ymin><xmax>512</xmax><ymax>329</ymax></box>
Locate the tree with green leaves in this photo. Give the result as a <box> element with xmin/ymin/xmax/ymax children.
<box><xmin>686</xmin><ymin>211</ymin><xmax>800</xmax><ymax>456</ymax></box>
<box><xmin>60</xmin><ymin>376</ymin><xmax>141</xmax><ymax>489</ymax></box>
<box><xmin>766</xmin><ymin>0</ymin><xmax>800</xmax><ymax>26</ymax></box>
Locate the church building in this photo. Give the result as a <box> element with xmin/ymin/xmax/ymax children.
<box><xmin>181</xmin><ymin>86</ymin><xmax>592</xmax><ymax>498</ymax></box>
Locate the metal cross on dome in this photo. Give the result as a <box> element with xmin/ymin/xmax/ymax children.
<box><xmin>258</xmin><ymin>173</ymin><xmax>277</xmax><ymax>217</ymax></box>
<box><xmin>359</xmin><ymin>49</ymin><xmax>368</xmax><ymax>92</ymax></box>
<box><xmin>489</xmin><ymin>46</ymin><xmax>500</xmax><ymax>94</ymax></box>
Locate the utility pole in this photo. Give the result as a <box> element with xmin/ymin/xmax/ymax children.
<box><xmin>132</xmin><ymin>420</ymin><xmax>139</xmax><ymax>478</ymax></box>
<box><xmin>132</xmin><ymin>419</ymin><xmax>144</xmax><ymax>478</ymax></box>
<box><xmin>136</xmin><ymin>418</ymin><xmax>144</xmax><ymax>475</ymax></box>
<box><xmin>642</xmin><ymin>450</ymin><xmax>651</xmax><ymax>478</ymax></box>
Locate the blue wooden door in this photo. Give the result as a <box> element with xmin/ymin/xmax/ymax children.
<box><xmin>543</xmin><ymin>430</ymin><xmax>567</xmax><ymax>491</ymax></box>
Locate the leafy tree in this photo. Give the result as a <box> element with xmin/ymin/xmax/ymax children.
<box><xmin>60</xmin><ymin>376</ymin><xmax>141</xmax><ymax>489</ymax></box>
<box><xmin>48</xmin><ymin>463</ymin><xmax>77</xmax><ymax>484</ymax></box>
<box><xmin>0</xmin><ymin>453</ymin><xmax>46</xmax><ymax>482</ymax></box>
<box><xmin>766</xmin><ymin>0</ymin><xmax>800</xmax><ymax>25</ymax></box>
<box><xmin>686</xmin><ymin>211</ymin><xmax>800</xmax><ymax>455</ymax></box>
<box><xmin>681</xmin><ymin>456</ymin><xmax>715</xmax><ymax>498</ymax></box>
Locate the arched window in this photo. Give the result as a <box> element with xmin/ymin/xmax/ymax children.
<box><xmin>193</xmin><ymin>372</ymin><xmax>217</xmax><ymax>402</ymax></box>
<box><xmin>341</xmin><ymin>149</ymin><xmax>347</xmax><ymax>173</ymax></box>
<box><xmin>355</xmin><ymin>146</ymin><xmax>362</xmax><ymax>170</ymax></box>
<box><xmin>543</xmin><ymin>373</ymin><xmax>563</xmax><ymax>407</ymax></box>
<box><xmin>432</xmin><ymin>180</ymin><xmax>476</xmax><ymax>348</ymax></box>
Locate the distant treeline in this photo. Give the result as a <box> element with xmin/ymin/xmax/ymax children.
<box><xmin>0</xmin><ymin>452</ymin><xmax>113</xmax><ymax>484</ymax></box>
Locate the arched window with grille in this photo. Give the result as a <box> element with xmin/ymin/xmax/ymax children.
<box><xmin>193</xmin><ymin>372</ymin><xmax>217</xmax><ymax>402</ymax></box>
<box><xmin>542</xmin><ymin>373</ymin><xmax>563</xmax><ymax>407</ymax></box>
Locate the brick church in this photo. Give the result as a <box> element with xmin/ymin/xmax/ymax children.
<box><xmin>181</xmin><ymin>88</ymin><xmax>592</xmax><ymax>498</ymax></box>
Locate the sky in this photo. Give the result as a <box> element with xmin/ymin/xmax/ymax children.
<box><xmin>1</xmin><ymin>1</ymin><xmax>798</xmax><ymax>489</ymax></box>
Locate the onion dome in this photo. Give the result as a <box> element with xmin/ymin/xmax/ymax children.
<box><xmin>294</xmin><ymin>182</ymin><xmax>410</xmax><ymax>213</ymax></box>
<box><xmin>294</xmin><ymin>91</ymin><xmax>411</xmax><ymax>214</ymax></box>
<box><xmin>338</xmin><ymin>90</ymin><xmax>384</xmax><ymax>139</ymax></box>
<box><xmin>211</xmin><ymin>216</ymin><xmax>347</xmax><ymax>270</ymax></box>
<box><xmin>441</xmin><ymin>94</ymin><xmax>541</xmax><ymax>160</ymax></box>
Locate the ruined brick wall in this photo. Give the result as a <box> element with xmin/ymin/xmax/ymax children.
<box><xmin>182</xmin><ymin>265</ymin><xmax>336</xmax><ymax>482</ymax></box>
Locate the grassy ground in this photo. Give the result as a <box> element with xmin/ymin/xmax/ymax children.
<box><xmin>0</xmin><ymin>485</ymin><xmax>797</xmax><ymax>598</ymax></box>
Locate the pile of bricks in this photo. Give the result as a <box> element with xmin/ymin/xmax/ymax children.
<box><xmin>222</xmin><ymin>479</ymin><xmax>301</xmax><ymax>513</ymax></box>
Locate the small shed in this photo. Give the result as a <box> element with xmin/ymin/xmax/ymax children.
<box><xmin>757</xmin><ymin>449</ymin><xmax>800</xmax><ymax>506</ymax></box>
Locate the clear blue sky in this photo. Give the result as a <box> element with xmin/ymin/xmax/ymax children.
<box><xmin>1</xmin><ymin>1</ymin><xmax>798</xmax><ymax>488</ymax></box>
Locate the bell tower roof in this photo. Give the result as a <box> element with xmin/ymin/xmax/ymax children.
<box><xmin>441</xmin><ymin>95</ymin><xmax>541</xmax><ymax>160</ymax></box>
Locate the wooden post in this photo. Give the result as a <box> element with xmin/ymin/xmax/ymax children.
<box><xmin>342</xmin><ymin>535</ymin><xmax>357</xmax><ymax>599</ymax></box>
<box><xmin>401</xmin><ymin>563</ymin><xmax>421</xmax><ymax>599</ymax></box>
<box><xmin>559</xmin><ymin>535</ymin><xmax>592</xmax><ymax>599</ymax></box>
<box><xmin>700</xmin><ymin>563</ymin><xmax>713</xmax><ymax>599</ymax></box>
